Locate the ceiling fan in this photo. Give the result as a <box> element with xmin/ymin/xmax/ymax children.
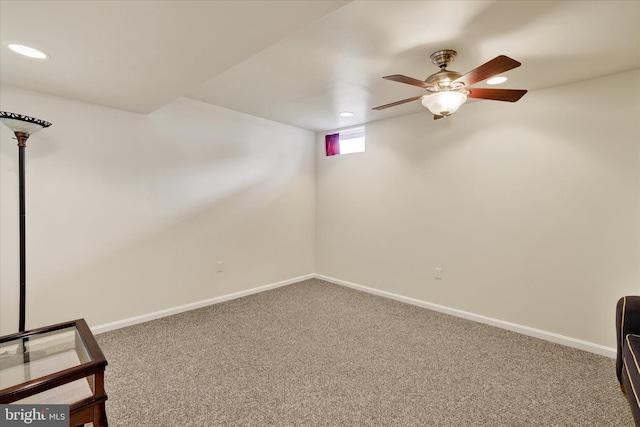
<box><xmin>372</xmin><ymin>50</ymin><xmax>527</xmax><ymax>119</ymax></box>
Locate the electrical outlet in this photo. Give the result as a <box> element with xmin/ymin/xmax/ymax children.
<box><xmin>216</xmin><ymin>261</ymin><xmax>223</xmax><ymax>273</ymax></box>
<box><xmin>435</xmin><ymin>268</ymin><xmax>442</xmax><ymax>280</ymax></box>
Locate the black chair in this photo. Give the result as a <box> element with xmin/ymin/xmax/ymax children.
<box><xmin>616</xmin><ymin>296</ymin><xmax>640</xmax><ymax>426</ymax></box>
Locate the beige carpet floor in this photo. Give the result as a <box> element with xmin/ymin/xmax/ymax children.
<box><xmin>95</xmin><ymin>278</ymin><xmax>633</xmax><ymax>426</ymax></box>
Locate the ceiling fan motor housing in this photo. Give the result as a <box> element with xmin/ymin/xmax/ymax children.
<box><xmin>426</xmin><ymin>50</ymin><xmax>464</xmax><ymax>92</ymax></box>
<box><xmin>426</xmin><ymin>69</ymin><xmax>463</xmax><ymax>91</ymax></box>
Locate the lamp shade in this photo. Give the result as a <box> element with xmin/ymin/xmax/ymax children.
<box><xmin>0</xmin><ymin>112</ymin><xmax>52</xmax><ymax>135</ymax></box>
<box><xmin>421</xmin><ymin>91</ymin><xmax>467</xmax><ymax>116</ymax></box>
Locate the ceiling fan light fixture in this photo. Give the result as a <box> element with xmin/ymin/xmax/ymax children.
<box><xmin>339</xmin><ymin>111</ymin><xmax>354</xmax><ymax>117</ymax></box>
<box><xmin>421</xmin><ymin>91</ymin><xmax>467</xmax><ymax>116</ymax></box>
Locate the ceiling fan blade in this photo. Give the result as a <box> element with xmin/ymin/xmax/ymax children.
<box><xmin>383</xmin><ymin>75</ymin><xmax>434</xmax><ymax>89</ymax></box>
<box><xmin>434</xmin><ymin>114</ymin><xmax>445</xmax><ymax>120</ymax></box>
<box><xmin>454</xmin><ymin>55</ymin><xmax>521</xmax><ymax>87</ymax></box>
<box><xmin>372</xmin><ymin>95</ymin><xmax>424</xmax><ymax>110</ymax></box>
<box><xmin>467</xmin><ymin>88</ymin><xmax>527</xmax><ymax>102</ymax></box>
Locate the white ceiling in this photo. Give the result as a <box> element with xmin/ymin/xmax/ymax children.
<box><xmin>1</xmin><ymin>0</ymin><xmax>639</xmax><ymax>132</ymax></box>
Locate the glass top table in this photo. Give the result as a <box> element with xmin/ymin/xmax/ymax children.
<box><xmin>0</xmin><ymin>319</ymin><xmax>108</xmax><ymax>426</ymax></box>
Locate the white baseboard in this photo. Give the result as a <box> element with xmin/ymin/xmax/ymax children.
<box><xmin>91</xmin><ymin>274</ymin><xmax>314</xmax><ymax>335</ymax></box>
<box><xmin>91</xmin><ymin>272</ymin><xmax>616</xmax><ymax>359</ymax></box>
<box><xmin>314</xmin><ymin>274</ymin><xmax>616</xmax><ymax>359</ymax></box>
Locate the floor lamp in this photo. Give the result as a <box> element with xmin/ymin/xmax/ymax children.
<box><xmin>0</xmin><ymin>111</ymin><xmax>52</xmax><ymax>333</ymax></box>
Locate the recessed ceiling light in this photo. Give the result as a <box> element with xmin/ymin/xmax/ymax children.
<box><xmin>487</xmin><ymin>76</ymin><xmax>507</xmax><ymax>85</ymax></box>
<box><xmin>7</xmin><ymin>44</ymin><xmax>48</xmax><ymax>59</ymax></box>
<box><xmin>339</xmin><ymin>111</ymin><xmax>354</xmax><ymax>117</ymax></box>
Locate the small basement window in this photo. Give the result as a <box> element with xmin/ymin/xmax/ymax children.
<box><xmin>325</xmin><ymin>126</ymin><xmax>365</xmax><ymax>156</ymax></box>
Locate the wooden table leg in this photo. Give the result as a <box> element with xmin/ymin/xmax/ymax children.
<box><xmin>93</xmin><ymin>403</ymin><xmax>108</xmax><ymax>427</ymax></box>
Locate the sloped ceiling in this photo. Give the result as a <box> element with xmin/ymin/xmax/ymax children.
<box><xmin>1</xmin><ymin>0</ymin><xmax>639</xmax><ymax>132</ymax></box>
<box><xmin>0</xmin><ymin>0</ymin><xmax>350</xmax><ymax>114</ymax></box>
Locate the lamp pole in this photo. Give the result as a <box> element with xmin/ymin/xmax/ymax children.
<box><xmin>0</xmin><ymin>112</ymin><xmax>51</xmax><ymax>332</ymax></box>
<box><xmin>17</xmin><ymin>132</ymin><xmax>28</xmax><ymax>332</ymax></box>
